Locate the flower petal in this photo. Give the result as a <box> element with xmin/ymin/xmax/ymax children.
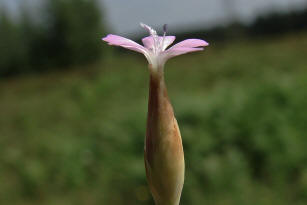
<box><xmin>165</xmin><ymin>47</ymin><xmax>204</xmax><ymax>58</ymax></box>
<box><xmin>164</xmin><ymin>38</ymin><xmax>208</xmax><ymax>59</ymax></box>
<box><xmin>162</xmin><ymin>36</ymin><xmax>176</xmax><ymax>50</ymax></box>
<box><xmin>142</xmin><ymin>36</ymin><xmax>176</xmax><ymax>51</ymax></box>
<box><xmin>169</xmin><ymin>39</ymin><xmax>209</xmax><ymax>49</ymax></box>
<box><xmin>102</xmin><ymin>34</ymin><xmax>147</xmax><ymax>54</ymax></box>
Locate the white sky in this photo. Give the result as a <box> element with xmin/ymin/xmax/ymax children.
<box><xmin>1</xmin><ymin>0</ymin><xmax>307</xmax><ymax>35</ymax></box>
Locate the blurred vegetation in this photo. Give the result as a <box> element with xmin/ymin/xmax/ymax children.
<box><xmin>0</xmin><ymin>31</ymin><xmax>307</xmax><ymax>205</ymax></box>
<box><xmin>1</xmin><ymin>1</ymin><xmax>307</xmax><ymax>204</ymax></box>
<box><xmin>0</xmin><ymin>0</ymin><xmax>104</xmax><ymax>76</ymax></box>
<box><xmin>174</xmin><ymin>7</ymin><xmax>307</xmax><ymax>45</ymax></box>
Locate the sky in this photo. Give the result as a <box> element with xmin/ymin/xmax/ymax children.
<box><xmin>102</xmin><ymin>0</ymin><xmax>307</xmax><ymax>35</ymax></box>
<box><xmin>1</xmin><ymin>0</ymin><xmax>307</xmax><ymax>35</ymax></box>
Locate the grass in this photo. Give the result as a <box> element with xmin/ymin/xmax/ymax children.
<box><xmin>0</xmin><ymin>32</ymin><xmax>307</xmax><ymax>205</ymax></box>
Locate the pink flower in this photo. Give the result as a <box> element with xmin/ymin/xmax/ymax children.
<box><xmin>102</xmin><ymin>23</ymin><xmax>209</xmax><ymax>205</ymax></box>
<box><xmin>102</xmin><ymin>23</ymin><xmax>209</xmax><ymax>70</ymax></box>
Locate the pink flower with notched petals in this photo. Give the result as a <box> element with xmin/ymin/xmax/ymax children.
<box><xmin>102</xmin><ymin>23</ymin><xmax>209</xmax><ymax>70</ymax></box>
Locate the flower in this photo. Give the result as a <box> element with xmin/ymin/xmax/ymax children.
<box><xmin>102</xmin><ymin>23</ymin><xmax>208</xmax><ymax>205</ymax></box>
<box><xmin>102</xmin><ymin>23</ymin><xmax>209</xmax><ymax>70</ymax></box>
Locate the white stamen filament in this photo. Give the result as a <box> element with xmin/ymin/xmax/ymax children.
<box><xmin>140</xmin><ymin>23</ymin><xmax>170</xmax><ymax>69</ymax></box>
<box><xmin>161</xmin><ymin>24</ymin><xmax>167</xmax><ymax>51</ymax></box>
<box><xmin>140</xmin><ymin>23</ymin><xmax>167</xmax><ymax>54</ymax></box>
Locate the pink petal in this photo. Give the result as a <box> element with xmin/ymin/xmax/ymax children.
<box><xmin>165</xmin><ymin>47</ymin><xmax>204</xmax><ymax>58</ymax></box>
<box><xmin>142</xmin><ymin>36</ymin><xmax>176</xmax><ymax>50</ymax></box>
<box><xmin>102</xmin><ymin>34</ymin><xmax>147</xmax><ymax>54</ymax></box>
<box><xmin>165</xmin><ymin>38</ymin><xmax>208</xmax><ymax>59</ymax></box>
<box><xmin>170</xmin><ymin>39</ymin><xmax>209</xmax><ymax>49</ymax></box>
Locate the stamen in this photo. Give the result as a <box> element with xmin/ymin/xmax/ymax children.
<box><xmin>140</xmin><ymin>23</ymin><xmax>160</xmax><ymax>54</ymax></box>
<box><xmin>161</xmin><ymin>24</ymin><xmax>168</xmax><ymax>51</ymax></box>
<box><xmin>140</xmin><ymin>23</ymin><xmax>157</xmax><ymax>36</ymax></box>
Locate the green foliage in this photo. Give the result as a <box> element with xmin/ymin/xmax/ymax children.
<box><xmin>40</xmin><ymin>0</ymin><xmax>103</xmax><ymax>67</ymax></box>
<box><xmin>0</xmin><ymin>11</ymin><xmax>27</xmax><ymax>75</ymax></box>
<box><xmin>0</xmin><ymin>33</ymin><xmax>307</xmax><ymax>205</ymax></box>
<box><xmin>0</xmin><ymin>0</ymin><xmax>104</xmax><ymax>76</ymax></box>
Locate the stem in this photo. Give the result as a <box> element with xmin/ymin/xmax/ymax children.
<box><xmin>145</xmin><ymin>65</ymin><xmax>184</xmax><ymax>205</ymax></box>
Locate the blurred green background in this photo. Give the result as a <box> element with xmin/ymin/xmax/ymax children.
<box><xmin>0</xmin><ymin>0</ymin><xmax>307</xmax><ymax>205</ymax></box>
